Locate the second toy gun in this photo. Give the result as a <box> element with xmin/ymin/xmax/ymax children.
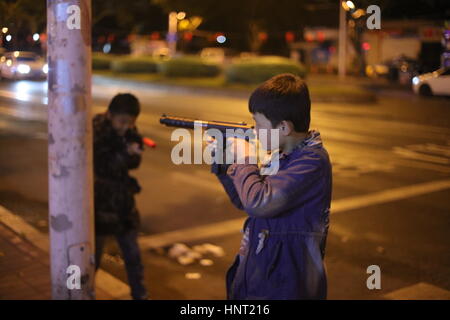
<box><xmin>159</xmin><ymin>114</ymin><xmax>255</xmax><ymax>174</ymax></box>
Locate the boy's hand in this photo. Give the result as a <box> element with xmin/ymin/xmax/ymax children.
<box><xmin>127</xmin><ymin>142</ymin><xmax>143</xmax><ymax>156</ymax></box>
<box><xmin>226</xmin><ymin>137</ymin><xmax>257</xmax><ymax>165</ymax></box>
<box><xmin>205</xmin><ymin>136</ymin><xmax>257</xmax><ymax>165</ymax></box>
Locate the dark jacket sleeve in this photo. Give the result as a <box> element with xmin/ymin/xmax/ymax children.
<box><xmin>127</xmin><ymin>153</ymin><xmax>142</xmax><ymax>170</ymax></box>
<box><xmin>125</xmin><ymin>127</ymin><xmax>143</xmax><ymax>170</ymax></box>
<box><xmin>227</xmin><ymin>152</ymin><xmax>324</xmax><ymax>218</ymax></box>
<box><xmin>214</xmin><ymin>164</ymin><xmax>244</xmax><ymax>210</ymax></box>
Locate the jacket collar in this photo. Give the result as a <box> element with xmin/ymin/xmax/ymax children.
<box><xmin>302</xmin><ymin>130</ymin><xmax>323</xmax><ymax>148</ymax></box>
<box><xmin>281</xmin><ymin>130</ymin><xmax>323</xmax><ymax>158</ymax></box>
<box><xmin>259</xmin><ymin>130</ymin><xmax>323</xmax><ymax>173</ymax></box>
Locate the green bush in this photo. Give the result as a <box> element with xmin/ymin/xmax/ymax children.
<box><xmin>111</xmin><ymin>56</ymin><xmax>159</xmax><ymax>73</ymax></box>
<box><xmin>92</xmin><ymin>53</ymin><xmax>114</xmax><ymax>70</ymax></box>
<box><xmin>225</xmin><ymin>56</ymin><xmax>307</xmax><ymax>84</ymax></box>
<box><xmin>158</xmin><ymin>56</ymin><xmax>221</xmax><ymax>78</ymax></box>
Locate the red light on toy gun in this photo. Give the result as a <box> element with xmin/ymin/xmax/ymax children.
<box><xmin>143</xmin><ymin>137</ymin><xmax>157</xmax><ymax>148</ymax></box>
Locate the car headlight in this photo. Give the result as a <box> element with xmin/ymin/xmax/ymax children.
<box><xmin>43</xmin><ymin>64</ymin><xmax>48</xmax><ymax>74</ymax></box>
<box><xmin>17</xmin><ymin>64</ymin><xmax>31</xmax><ymax>74</ymax></box>
<box><xmin>412</xmin><ymin>76</ymin><xmax>420</xmax><ymax>85</ymax></box>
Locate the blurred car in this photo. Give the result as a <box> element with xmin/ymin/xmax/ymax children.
<box><xmin>412</xmin><ymin>68</ymin><xmax>450</xmax><ymax>96</ymax></box>
<box><xmin>152</xmin><ymin>47</ymin><xmax>171</xmax><ymax>60</ymax></box>
<box><xmin>365</xmin><ymin>63</ymin><xmax>389</xmax><ymax>78</ymax></box>
<box><xmin>366</xmin><ymin>55</ymin><xmax>421</xmax><ymax>85</ymax></box>
<box><xmin>0</xmin><ymin>51</ymin><xmax>48</xmax><ymax>80</ymax></box>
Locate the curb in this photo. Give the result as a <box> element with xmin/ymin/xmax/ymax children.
<box><xmin>0</xmin><ymin>204</ymin><xmax>130</xmax><ymax>300</ymax></box>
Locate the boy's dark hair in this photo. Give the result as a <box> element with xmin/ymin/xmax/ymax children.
<box><xmin>249</xmin><ymin>73</ymin><xmax>310</xmax><ymax>132</ymax></box>
<box><xmin>108</xmin><ymin>93</ymin><xmax>140</xmax><ymax>117</ymax></box>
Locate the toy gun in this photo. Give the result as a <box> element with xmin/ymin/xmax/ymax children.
<box><xmin>125</xmin><ymin>126</ymin><xmax>157</xmax><ymax>149</ymax></box>
<box><xmin>159</xmin><ymin>114</ymin><xmax>254</xmax><ymax>174</ymax></box>
<box><xmin>143</xmin><ymin>137</ymin><xmax>157</xmax><ymax>148</ymax></box>
<box><xmin>159</xmin><ymin>114</ymin><xmax>252</xmax><ymax>132</ymax></box>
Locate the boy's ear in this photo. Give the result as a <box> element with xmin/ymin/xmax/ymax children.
<box><xmin>278</xmin><ymin>120</ymin><xmax>294</xmax><ymax>136</ymax></box>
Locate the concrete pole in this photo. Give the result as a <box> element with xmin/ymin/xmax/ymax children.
<box><xmin>338</xmin><ymin>1</ymin><xmax>347</xmax><ymax>80</ymax></box>
<box><xmin>47</xmin><ymin>0</ymin><xmax>95</xmax><ymax>300</ymax></box>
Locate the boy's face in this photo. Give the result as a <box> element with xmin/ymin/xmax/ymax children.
<box><xmin>252</xmin><ymin>112</ymin><xmax>283</xmax><ymax>151</ymax></box>
<box><xmin>107</xmin><ymin>112</ymin><xmax>137</xmax><ymax>136</ymax></box>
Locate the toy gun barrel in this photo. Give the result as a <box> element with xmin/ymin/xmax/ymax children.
<box><xmin>159</xmin><ymin>114</ymin><xmax>252</xmax><ymax>132</ymax></box>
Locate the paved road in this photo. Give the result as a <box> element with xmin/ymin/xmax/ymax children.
<box><xmin>0</xmin><ymin>77</ymin><xmax>449</xmax><ymax>299</ymax></box>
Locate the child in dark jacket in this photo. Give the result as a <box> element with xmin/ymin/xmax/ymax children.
<box><xmin>214</xmin><ymin>74</ymin><xmax>332</xmax><ymax>300</ymax></box>
<box><xmin>93</xmin><ymin>93</ymin><xmax>148</xmax><ymax>300</ymax></box>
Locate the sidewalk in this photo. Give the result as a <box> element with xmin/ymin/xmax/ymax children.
<box><xmin>0</xmin><ymin>205</ymin><xmax>130</xmax><ymax>300</ymax></box>
<box><xmin>0</xmin><ymin>223</ymin><xmax>51</xmax><ymax>299</ymax></box>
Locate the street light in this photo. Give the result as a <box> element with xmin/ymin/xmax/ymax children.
<box><xmin>2</xmin><ymin>27</ymin><xmax>8</xmax><ymax>34</ymax></box>
<box><xmin>339</xmin><ymin>1</ymin><xmax>348</xmax><ymax>79</ymax></box>
<box><xmin>168</xmin><ymin>11</ymin><xmax>180</xmax><ymax>55</ymax></box>
<box><xmin>168</xmin><ymin>11</ymin><xmax>191</xmax><ymax>56</ymax></box>
<box><xmin>346</xmin><ymin>1</ymin><xmax>355</xmax><ymax>10</ymax></box>
<box><xmin>338</xmin><ymin>1</ymin><xmax>361</xmax><ymax>79</ymax></box>
<box><xmin>352</xmin><ymin>8</ymin><xmax>365</xmax><ymax>19</ymax></box>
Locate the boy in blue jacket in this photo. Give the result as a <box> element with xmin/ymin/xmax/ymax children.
<box><xmin>214</xmin><ymin>73</ymin><xmax>332</xmax><ymax>300</ymax></box>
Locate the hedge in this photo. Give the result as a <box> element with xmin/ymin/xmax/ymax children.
<box><xmin>225</xmin><ymin>56</ymin><xmax>307</xmax><ymax>84</ymax></box>
<box><xmin>110</xmin><ymin>56</ymin><xmax>159</xmax><ymax>73</ymax></box>
<box><xmin>92</xmin><ymin>53</ymin><xmax>115</xmax><ymax>70</ymax></box>
<box><xmin>158</xmin><ymin>56</ymin><xmax>221</xmax><ymax>78</ymax></box>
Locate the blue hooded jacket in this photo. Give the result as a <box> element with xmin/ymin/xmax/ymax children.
<box><xmin>215</xmin><ymin>130</ymin><xmax>332</xmax><ymax>300</ymax></box>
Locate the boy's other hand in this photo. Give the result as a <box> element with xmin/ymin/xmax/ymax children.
<box><xmin>127</xmin><ymin>142</ymin><xmax>143</xmax><ymax>155</ymax></box>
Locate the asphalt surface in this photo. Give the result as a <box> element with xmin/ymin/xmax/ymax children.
<box><xmin>0</xmin><ymin>76</ymin><xmax>449</xmax><ymax>299</ymax></box>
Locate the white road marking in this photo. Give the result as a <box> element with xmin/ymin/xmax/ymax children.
<box><xmin>383</xmin><ymin>282</ymin><xmax>450</xmax><ymax>300</ymax></box>
<box><xmin>406</xmin><ymin>143</ymin><xmax>450</xmax><ymax>157</ymax></box>
<box><xmin>0</xmin><ymin>105</ymin><xmax>46</xmax><ymax>121</ymax></box>
<box><xmin>393</xmin><ymin>146</ymin><xmax>449</xmax><ymax>165</ymax></box>
<box><xmin>331</xmin><ymin>179</ymin><xmax>450</xmax><ymax>213</ymax></box>
<box><xmin>139</xmin><ymin>179</ymin><xmax>450</xmax><ymax>249</ymax></box>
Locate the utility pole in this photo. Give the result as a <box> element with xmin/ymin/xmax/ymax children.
<box><xmin>338</xmin><ymin>0</ymin><xmax>347</xmax><ymax>80</ymax></box>
<box><xmin>47</xmin><ymin>0</ymin><xmax>95</xmax><ymax>300</ymax></box>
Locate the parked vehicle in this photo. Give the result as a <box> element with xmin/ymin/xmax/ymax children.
<box><xmin>0</xmin><ymin>51</ymin><xmax>47</xmax><ymax>80</ymax></box>
<box><xmin>366</xmin><ymin>55</ymin><xmax>422</xmax><ymax>85</ymax></box>
<box><xmin>412</xmin><ymin>68</ymin><xmax>450</xmax><ymax>96</ymax></box>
